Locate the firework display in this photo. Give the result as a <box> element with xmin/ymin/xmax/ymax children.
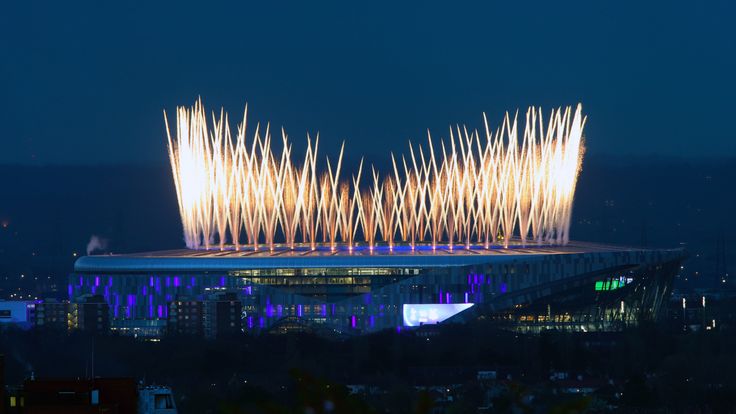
<box><xmin>165</xmin><ymin>101</ymin><xmax>585</xmax><ymax>251</ymax></box>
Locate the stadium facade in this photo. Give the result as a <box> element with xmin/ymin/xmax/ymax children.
<box><xmin>70</xmin><ymin>242</ymin><xmax>685</xmax><ymax>337</ymax></box>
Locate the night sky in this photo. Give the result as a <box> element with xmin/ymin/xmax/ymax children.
<box><xmin>2</xmin><ymin>1</ymin><xmax>734</xmax><ymax>165</ymax></box>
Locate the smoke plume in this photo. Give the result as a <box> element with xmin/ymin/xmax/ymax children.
<box><xmin>86</xmin><ymin>235</ymin><xmax>108</xmax><ymax>255</ymax></box>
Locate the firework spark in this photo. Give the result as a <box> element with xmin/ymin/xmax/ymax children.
<box><xmin>165</xmin><ymin>101</ymin><xmax>586</xmax><ymax>251</ymax></box>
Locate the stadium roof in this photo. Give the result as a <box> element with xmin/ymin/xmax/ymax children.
<box><xmin>73</xmin><ymin>242</ymin><xmax>686</xmax><ymax>273</ymax></box>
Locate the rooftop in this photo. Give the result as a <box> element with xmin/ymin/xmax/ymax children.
<box><xmin>73</xmin><ymin>242</ymin><xmax>686</xmax><ymax>273</ymax></box>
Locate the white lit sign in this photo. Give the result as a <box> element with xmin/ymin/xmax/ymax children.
<box><xmin>402</xmin><ymin>303</ymin><xmax>474</xmax><ymax>327</ymax></box>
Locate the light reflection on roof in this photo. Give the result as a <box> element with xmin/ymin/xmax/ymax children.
<box><xmin>73</xmin><ymin>242</ymin><xmax>685</xmax><ymax>273</ymax></box>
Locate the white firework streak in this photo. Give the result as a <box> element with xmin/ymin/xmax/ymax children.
<box><xmin>164</xmin><ymin>100</ymin><xmax>586</xmax><ymax>251</ymax></box>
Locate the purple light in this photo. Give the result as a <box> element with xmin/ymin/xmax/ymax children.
<box><xmin>157</xmin><ymin>305</ymin><xmax>164</xmax><ymax>318</ymax></box>
<box><xmin>465</xmin><ymin>292</ymin><xmax>469</xmax><ymax>303</ymax></box>
<box><xmin>174</xmin><ymin>276</ymin><xmax>181</xmax><ymax>287</ymax></box>
<box><xmin>297</xmin><ymin>305</ymin><xmax>303</xmax><ymax>317</ymax></box>
<box><xmin>220</xmin><ymin>276</ymin><xmax>226</xmax><ymax>287</ymax></box>
<box><xmin>94</xmin><ymin>276</ymin><xmax>100</xmax><ymax>287</ymax></box>
<box><xmin>500</xmin><ymin>283</ymin><xmax>508</xmax><ymax>293</ymax></box>
<box><xmin>248</xmin><ymin>316</ymin><xmax>253</xmax><ymax>329</ymax></box>
<box><xmin>67</xmin><ymin>284</ymin><xmax>73</xmax><ymax>298</ymax></box>
<box><xmin>142</xmin><ymin>286</ymin><xmax>148</xmax><ymax>295</ymax></box>
<box><xmin>149</xmin><ymin>276</ymin><xmax>154</xmax><ymax>287</ymax></box>
<box><xmin>351</xmin><ymin>315</ymin><xmax>357</xmax><ymax>328</ymax></box>
<box><xmin>446</xmin><ymin>292</ymin><xmax>451</xmax><ymax>303</ymax></box>
<box><xmin>259</xmin><ymin>317</ymin><xmax>265</xmax><ymax>328</ymax></box>
<box><xmin>321</xmin><ymin>304</ymin><xmax>327</xmax><ymax>317</ymax></box>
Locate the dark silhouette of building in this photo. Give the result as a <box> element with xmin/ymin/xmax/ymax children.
<box><xmin>167</xmin><ymin>298</ymin><xmax>203</xmax><ymax>336</ymax></box>
<box><xmin>33</xmin><ymin>300</ymin><xmax>70</xmax><ymax>331</ymax></box>
<box><xmin>204</xmin><ymin>292</ymin><xmax>242</xmax><ymax>339</ymax></box>
<box><xmin>71</xmin><ymin>295</ymin><xmax>110</xmax><ymax>335</ymax></box>
<box><xmin>9</xmin><ymin>378</ymin><xmax>136</xmax><ymax>414</ymax></box>
<box><xmin>166</xmin><ymin>293</ymin><xmax>243</xmax><ymax>338</ymax></box>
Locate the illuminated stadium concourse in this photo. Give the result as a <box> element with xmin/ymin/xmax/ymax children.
<box><xmin>70</xmin><ymin>101</ymin><xmax>685</xmax><ymax>337</ymax></box>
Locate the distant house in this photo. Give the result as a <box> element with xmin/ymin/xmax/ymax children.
<box><xmin>0</xmin><ymin>301</ymin><xmax>35</xmax><ymax>330</ymax></box>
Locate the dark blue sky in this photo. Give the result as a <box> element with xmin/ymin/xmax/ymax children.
<box><xmin>2</xmin><ymin>1</ymin><xmax>734</xmax><ymax>165</ymax></box>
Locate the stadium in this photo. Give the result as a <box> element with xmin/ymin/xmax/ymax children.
<box><xmin>70</xmin><ymin>101</ymin><xmax>686</xmax><ymax>337</ymax></box>
<box><xmin>71</xmin><ymin>242</ymin><xmax>684</xmax><ymax>337</ymax></box>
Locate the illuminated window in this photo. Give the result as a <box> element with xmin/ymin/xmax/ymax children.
<box><xmin>594</xmin><ymin>277</ymin><xmax>630</xmax><ymax>291</ymax></box>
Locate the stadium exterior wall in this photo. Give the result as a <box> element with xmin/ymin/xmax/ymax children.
<box><xmin>69</xmin><ymin>243</ymin><xmax>685</xmax><ymax>337</ymax></box>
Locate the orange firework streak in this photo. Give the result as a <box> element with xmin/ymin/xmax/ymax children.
<box><xmin>165</xmin><ymin>101</ymin><xmax>586</xmax><ymax>251</ymax></box>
